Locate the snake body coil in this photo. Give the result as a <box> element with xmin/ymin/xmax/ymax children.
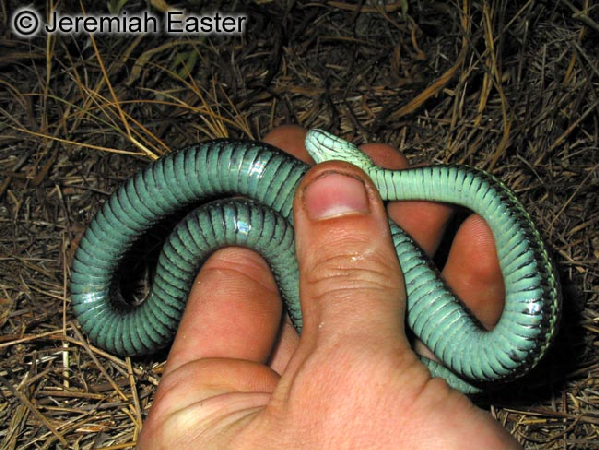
<box><xmin>71</xmin><ymin>130</ymin><xmax>561</xmax><ymax>393</ymax></box>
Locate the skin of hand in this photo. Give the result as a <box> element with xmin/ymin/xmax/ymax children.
<box><xmin>136</xmin><ymin>125</ymin><xmax>522</xmax><ymax>449</ymax></box>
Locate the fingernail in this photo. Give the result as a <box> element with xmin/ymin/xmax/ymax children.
<box><xmin>303</xmin><ymin>171</ymin><xmax>369</xmax><ymax>221</ymax></box>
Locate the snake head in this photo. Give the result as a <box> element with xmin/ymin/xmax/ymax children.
<box><xmin>305</xmin><ymin>129</ymin><xmax>374</xmax><ymax>171</ymax></box>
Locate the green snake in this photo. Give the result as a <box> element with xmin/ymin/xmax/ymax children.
<box><xmin>71</xmin><ymin>129</ymin><xmax>561</xmax><ymax>393</ymax></box>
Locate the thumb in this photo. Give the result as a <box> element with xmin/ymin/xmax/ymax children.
<box><xmin>293</xmin><ymin>162</ymin><xmax>409</xmax><ymax>351</ymax></box>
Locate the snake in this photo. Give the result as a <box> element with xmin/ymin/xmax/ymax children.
<box><xmin>70</xmin><ymin>129</ymin><xmax>561</xmax><ymax>393</ymax></box>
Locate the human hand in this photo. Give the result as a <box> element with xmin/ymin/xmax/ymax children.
<box><xmin>137</xmin><ymin>125</ymin><xmax>521</xmax><ymax>449</ymax></box>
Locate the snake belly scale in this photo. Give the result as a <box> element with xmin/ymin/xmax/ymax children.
<box><xmin>70</xmin><ymin>130</ymin><xmax>561</xmax><ymax>393</ymax></box>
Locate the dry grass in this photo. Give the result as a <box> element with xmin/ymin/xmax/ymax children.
<box><xmin>0</xmin><ymin>0</ymin><xmax>598</xmax><ymax>448</ymax></box>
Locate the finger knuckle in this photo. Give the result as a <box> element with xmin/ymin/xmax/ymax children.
<box><xmin>304</xmin><ymin>245</ymin><xmax>400</xmax><ymax>300</ymax></box>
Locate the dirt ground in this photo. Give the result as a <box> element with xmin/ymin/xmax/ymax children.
<box><xmin>1</xmin><ymin>1</ymin><xmax>598</xmax><ymax>448</ymax></box>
